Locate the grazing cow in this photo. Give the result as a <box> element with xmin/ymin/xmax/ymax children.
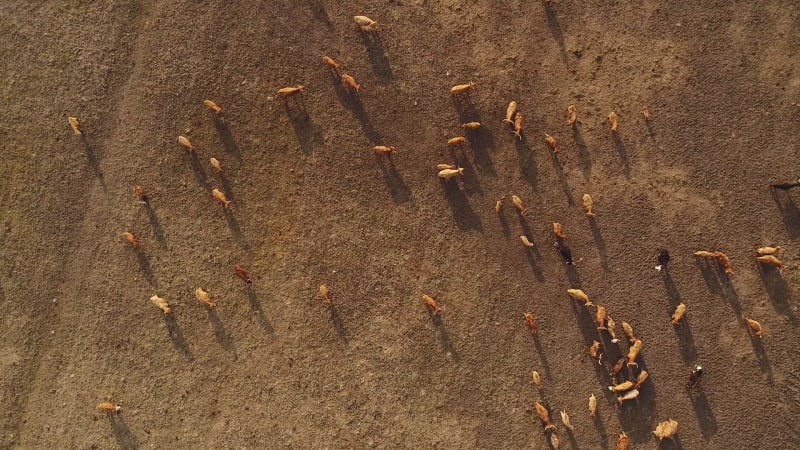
<box><xmin>555</xmin><ymin>241</ymin><xmax>574</xmax><ymax>265</ymax></box>
<box><xmin>656</xmin><ymin>248</ymin><xmax>670</xmax><ymax>271</ymax></box>
<box><xmin>686</xmin><ymin>366</ymin><xmax>703</xmax><ymax>388</ymax></box>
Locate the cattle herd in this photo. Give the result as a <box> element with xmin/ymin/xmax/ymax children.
<box><xmin>65</xmin><ymin>12</ymin><xmax>793</xmax><ymax>449</ymax></box>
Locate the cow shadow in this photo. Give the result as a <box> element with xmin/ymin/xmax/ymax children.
<box><xmin>656</xmin><ymin>436</ymin><xmax>684</xmax><ymax>449</ymax></box>
<box><xmin>441</xmin><ymin>180</ymin><xmax>482</xmax><ymax>231</ymax></box>
<box><xmin>497</xmin><ymin>210</ymin><xmax>511</xmax><ymax>237</ymax></box>
<box><xmin>522</xmin><ymin>245</ymin><xmax>545</xmax><ymax>282</ymax></box>
<box><xmin>187</xmin><ymin>151</ymin><xmax>211</xmax><ymax>190</ymax></box>
<box><xmin>672</xmin><ymin>319</ymin><xmax>699</xmax><ymax>364</ymax></box>
<box><xmin>283</xmin><ymin>100</ymin><xmax>323</xmax><ymax>155</ymax></box>
<box><xmin>133</xmin><ymin>247</ymin><xmax>157</xmax><ymax>287</ymax></box>
<box><xmin>645</xmin><ymin>118</ymin><xmax>657</xmax><ymax>141</ymax></box>
<box><xmin>428</xmin><ymin>310</ymin><xmax>458</xmax><ymax>362</ymax></box>
<box><xmin>207</xmin><ymin>308</ymin><xmax>236</xmax><ymax>354</ymax></box>
<box><xmin>246</xmin><ymin>286</ymin><xmax>275</xmax><ymax>335</ymax></box>
<box><xmin>331</xmin><ymin>76</ymin><xmax>381</xmax><ymax>143</ymax></box>
<box><xmin>572</xmin><ymin>124</ymin><xmax>592</xmax><ymax>179</ymax></box>
<box><xmin>212</xmin><ymin>116</ymin><xmax>242</xmax><ymax>162</ymax></box>
<box><xmin>549</xmin><ymin>151</ymin><xmax>575</xmax><ymax>205</ymax></box>
<box><xmin>327</xmin><ymin>303</ymin><xmax>348</xmax><ymax>344</ymax></box>
<box><xmin>564</xmin><ymin>428</ymin><xmax>581</xmax><ymax>450</ymax></box>
<box><xmin>569</xmin><ymin>298</ymin><xmax>601</xmax><ymax>348</ymax></box>
<box><xmin>306</xmin><ymin>0</ymin><xmax>333</xmax><ymax>30</ymax></box>
<box><xmin>451</xmin><ymin>148</ymin><xmax>484</xmax><ymax>196</ymax></box>
<box><xmin>588</xmin><ymin>216</ymin><xmax>610</xmax><ymax>270</ymax></box>
<box><xmin>688</xmin><ymin>388</ymin><xmax>718</xmax><ymax>440</ymax></box>
<box><xmin>695</xmin><ymin>257</ymin><xmax>724</xmax><ymax>296</ymax></box>
<box><xmin>143</xmin><ymin>202</ymin><xmax>167</xmax><ymax>248</ymax></box>
<box><xmin>164</xmin><ymin>314</ymin><xmax>193</xmax><ymax>362</ymax></box>
<box><xmin>514</xmin><ymin>134</ymin><xmax>539</xmax><ymax>191</ymax></box>
<box><xmin>218</xmin><ymin>172</ymin><xmax>236</xmax><ymax>203</ymax></box>
<box><xmin>612</xmin><ymin>132</ymin><xmax>630</xmax><ymax>178</ymax></box>
<box><xmin>80</xmin><ymin>133</ymin><xmax>106</xmax><ymax>187</ymax></box>
<box><xmin>748</xmin><ymin>329</ymin><xmax>773</xmax><ymax>382</ymax></box>
<box><xmin>770</xmin><ymin>188</ymin><xmax>800</xmax><ymax>238</ymax></box>
<box><xmin>466</xmin><ymin>127</ymin><xmax>496</xmax><ymax>177</ymax></box>
<box><xmin>359</xmin><ymin>30</ymin><xmax>394</xmax><ymax>80</ymax></box>
<box><xmin>592</xmin><ymin>413</ymin><xmax>609</xmax><ymax>450</ymax></box>
<box><xmin>544</xmin><ymin>2</ymin><xmax>569</xmax><ymax>66</ymax></box>
<box><xmin>222</xmin><ymin>207</ymin><xmax>250</xmax><ymax>252</ymax></box>
<box><xmin>451</xmin><ymin>92</ymin><xmax>476</xmax><ymax>116</ymax></box>
<box><xmin>661</xmin><ymin>270</ymin><xmax>681</xmax><ymax>305</ymax></box>
<box><xmin>375</xmin><ymin>155</ymin><xmax>411</xmax><ymax>204</ymax></box>
<box><xmin>455</xmin><ymin>100</ymin><xmax>496</xmax><ymax>177</ymax></box>
<box><xmin>759</xmin><ymin>264</ymin><xmax>798</xmax><ymax>325</ymax></box>
<box><xmin>717</xmin><ymin>273</ymin><xmax>742</xmax><ymax>317</ymax></box>
<box><xmin>696</xmin><ymin>257</ymin><xmax>741</xmax><ymax>316</ymax></box>
<box><xmin>108</xmin><ymin>413</ymin><xmax>139</xmax><ymax>450</ymax></box>
<box><xmin>564</xmin><ymin>261</ymin><xmax>582</xmax><ymax>288</ymax></box>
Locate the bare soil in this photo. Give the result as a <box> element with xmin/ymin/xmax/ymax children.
<box><xmin>1</xmin><ymin>1</ymin><xmax>799</xmax><ymax>449</ymax></box>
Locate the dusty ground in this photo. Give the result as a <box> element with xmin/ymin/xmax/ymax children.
<box><xmin>1</xmin><ymin>1</ymin><xmax>799</xmax><ymax>448</ymax></box>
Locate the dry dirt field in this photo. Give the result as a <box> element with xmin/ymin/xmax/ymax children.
<box><xmin>1</xmin><ymin>1</ymin><xmax>799</xmax><ymax>449</ymax></box>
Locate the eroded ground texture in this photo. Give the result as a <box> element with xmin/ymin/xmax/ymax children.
<box><xmin>1</xmin><ymin>1</ymin><xmax>799</xmax><ymax>448</ymax></box>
